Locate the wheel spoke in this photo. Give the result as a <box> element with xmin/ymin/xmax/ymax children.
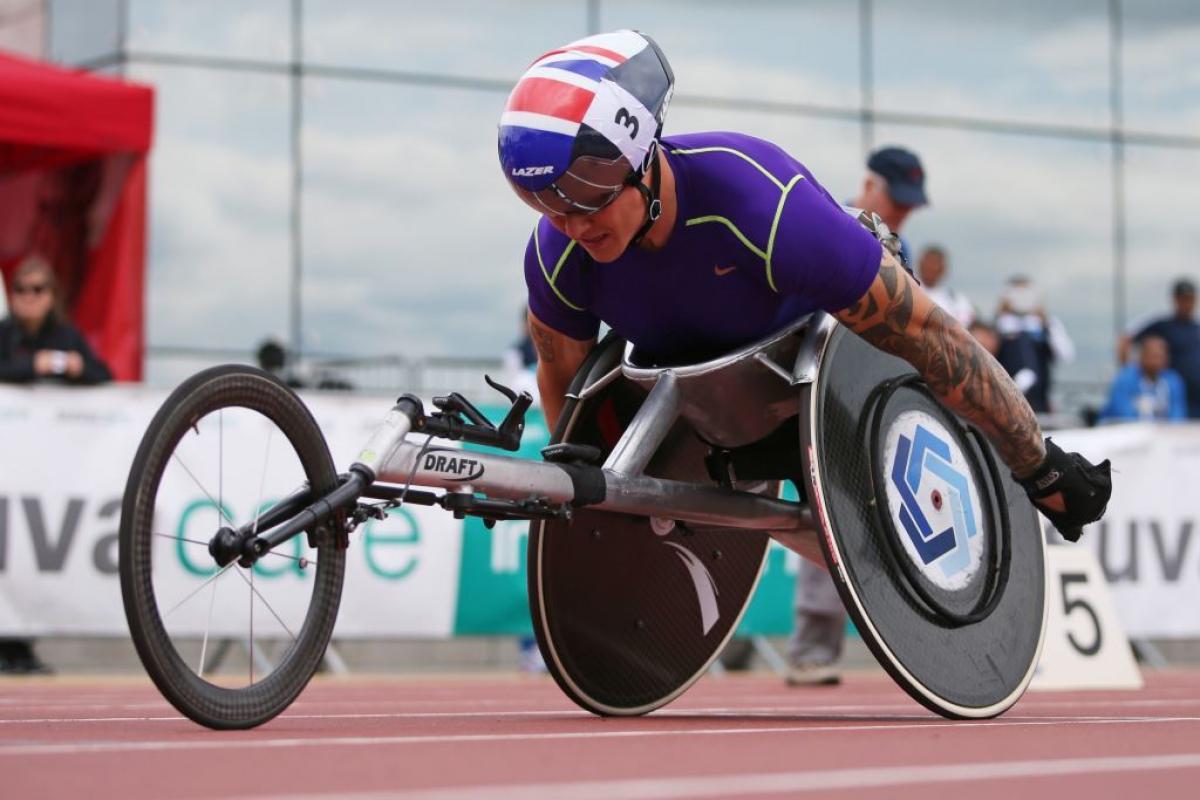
<box><xmin>170</xmin><ymin>452</ymin><xmax>236</xmax><ymax>527</ymax></box>
<box><xmin>232</xmin><ymin>566</ymin><xmax>298</xmax><ymax>642</ymax></box>
<box><xmin>251</xmin><ymin>426</ymin><xmax>275</xmax><ymax>536</ymax></box>
<box><xmin>152</xmin><ymin>532</ymin><xmax>314</xmax><ymax>567</ymax></box>
<box><xmin>163</xmin><ymin>560</ymin><xmax>237</xmax><ymax>619</ymax></box>
<box><xmin>154</xmin><ymin>531</ymin><xmax>210</xmax><ymax>548</ymax></box>
<box><xmin>197</xmin><ymin>580</ymin><xmax>218</xmax><ymax>676</ymax></box>
<box><xmin>218</xmin><ymin>409</ymin><xmax>224</xmax><ymax>537</ymax></box>
<box><xmin>264</xmin><ymin>548</ymin><xmax>315</xmax><ymax>567</ymax></box>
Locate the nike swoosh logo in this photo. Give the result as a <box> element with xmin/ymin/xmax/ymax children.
<box><xmin>713</xmin><ymin>265</ymin><xmax>737</xmax><ymax>276</ymax></box>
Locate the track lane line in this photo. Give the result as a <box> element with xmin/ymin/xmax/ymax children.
<box><xmin>0</xmin><ymin>708</ymin><xmax>1178</xmax><ymax>725</ymax></box>
<box><xmin>2</xmin><ymin>715</ymin><xmax>1198</xmax><ymax>756</ymax></box>
<box><xmin>5</xmin><ymin>697</ymin><xmax>1200</xmax><ymax>725</ymax></box>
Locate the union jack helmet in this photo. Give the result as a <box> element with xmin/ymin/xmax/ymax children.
<box><xmin>498</xmin><ymin>30</ymin><xmax>674</xmax><ymax>216</ymax></box>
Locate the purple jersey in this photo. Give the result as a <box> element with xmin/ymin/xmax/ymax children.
<box><xmin>524</xmin><ymin>131</ymin><xmax>882</xmax><ymax>363</ymax></box>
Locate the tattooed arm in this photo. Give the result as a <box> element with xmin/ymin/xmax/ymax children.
<box><xmin>834</xmin><ymin>251</ymin><xmax>1046</xmax><ymax>477</ymax></box>
<box><xmin>527</xmin><ymin>310</ymin><xmax>596</xmax><ymax>432</ymax></box>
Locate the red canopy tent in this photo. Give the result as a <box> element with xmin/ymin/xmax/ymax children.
<box><xmin>0</xmin><ymin>49</ymin><xmax>153</xmax><ymax>381</ymax></box>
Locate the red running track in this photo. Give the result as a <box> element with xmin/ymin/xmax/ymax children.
<box><xmin>2</xmin><ymin>670</ymin><xmax>1199</xmax><ymax>799</ymax></box>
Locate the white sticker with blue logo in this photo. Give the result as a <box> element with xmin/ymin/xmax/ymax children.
<box><xmin>883</xmin><ymin>410</ymin><xmax>983</xmax><ymax>591</ymax></box>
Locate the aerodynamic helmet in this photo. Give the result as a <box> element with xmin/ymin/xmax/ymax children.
<box><xmin>498</xmin><ymin>29</ymin><xmax>674</xmax><ymax>217</ymax></box>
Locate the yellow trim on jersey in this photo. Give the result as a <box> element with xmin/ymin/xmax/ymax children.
<box><xmin>673</xmin><ymin>145</ymin><xmax>811</xmax><ymax>293</ymax></box>
<box><xmin>668</xmin><ymin>146</ymin><xmax>785</xmax><ymax>190</ymax></box>
<box><xmin>765</xmin><ymin>174</ymin><xmax>807</xmax><ymax>293</ymax></box>
<box><xmin>534</xmin><ymin>230</ymin><xmax>585</xmax><ymax>312</ymax></box>
<box><xmin>684</xmin><ymin>216</ymin><xmax>768</xmax><ymax>262</ymax></box>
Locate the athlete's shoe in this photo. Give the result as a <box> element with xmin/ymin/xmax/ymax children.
<box><xmin>784</xmin><ymin>662</ymin><xmax>841</xmax><ymax>687</ymax></box>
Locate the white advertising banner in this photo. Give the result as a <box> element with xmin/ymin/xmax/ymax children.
<box><xmin>0</xmin><ymin>384</ymin><xmax>463</xmax><ymax>638</ymax></box>
<box><xmin>2</xmin><ymin>385</ymin><xmax>1198</xmax><ymax>640</ymax></box>
<box><xmin>1054</xmin><ymin>422</ymin><xmax>1200</xmax><ymax>638</ymax></box>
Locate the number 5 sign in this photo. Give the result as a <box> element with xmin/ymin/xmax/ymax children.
<box><xmin>1031</xmin><ymin>543</ymin><xmax>1144</xmax><ymax>691</ymax></box>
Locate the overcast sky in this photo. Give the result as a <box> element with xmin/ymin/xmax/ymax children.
<box><xmin>31</xmin><ymin>0</ymin><xmax>1200</xmax><ymax>386</ymax></box>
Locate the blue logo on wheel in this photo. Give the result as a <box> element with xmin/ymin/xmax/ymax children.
<box><xmin>890</xmin><ymin>424</ymin><xmax>979</xmax><ymax>580</ymax></box>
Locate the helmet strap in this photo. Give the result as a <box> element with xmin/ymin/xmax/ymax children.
<box><xmin>628</xmin><ymin>146</ymin><xmax>662</xmax><ymax>249</ymax></box>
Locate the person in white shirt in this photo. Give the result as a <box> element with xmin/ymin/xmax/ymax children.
<box><xmin>917</xmin><ymin>246</ymin><xmax>974</xmax><ymax>327</ymax></box>
<box><xmin>993</xmin><ymin>276</ymin><xmax>1075</xmax><ymax>413</ymax></box>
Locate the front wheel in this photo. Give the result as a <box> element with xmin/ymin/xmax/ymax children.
<box><xmin>119</xmin><ymin>365</ymin><xmax>346</xmax><ymax>729</ymax></box>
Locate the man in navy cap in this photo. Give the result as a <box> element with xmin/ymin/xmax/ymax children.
<box><xmin>787</xmin><ymin>145</ymin><xmax>929</xmax><ymax>687</ymax></box>
<box><xmin>855</xmin><ymin>146</ymin><xmax>928</xmax><ymax>266</ymax></box>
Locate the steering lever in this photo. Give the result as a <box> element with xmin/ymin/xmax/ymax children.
<box><xmin>432</xmin><ymin>392</ymin><xmax>493</xmax><ymax>429</ymax></box>
<box><xmin>484</xmin><ymin>374</ymin><xmax>518</xmax><ymax>402</ymax></box>
<box><xmin>419</xmin><ymin>377</ymin><xmax>533</xmax><ymax>451</ymax></box>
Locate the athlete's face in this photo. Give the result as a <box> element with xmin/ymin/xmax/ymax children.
<box><xmin>546</xmin><ymin>183</ymin><xmax>647</xmax><ymax>263</ymax></box>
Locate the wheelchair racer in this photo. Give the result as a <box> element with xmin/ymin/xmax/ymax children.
<box><xmin>499</xmin><ymin>30</ymin><xmax>1110</xmax><ymax>540</ymax></box>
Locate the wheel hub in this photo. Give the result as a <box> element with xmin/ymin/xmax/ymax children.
<box><xmin>207</xmin><ymin>526</ymin><xmax>243</xmax><ymax>568</ymax></box>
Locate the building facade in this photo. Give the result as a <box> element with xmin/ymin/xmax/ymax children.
<box><xmin>5</xmin><ymin>0</ymin><xmax>1198</xmax><ymax>405</ymax></box>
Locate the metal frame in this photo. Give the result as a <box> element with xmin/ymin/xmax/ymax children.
<box><xmin>348</xmin><ymin>316</ymin><xmax>835</xmax><ymax>536</ymax></box>
<box><xmin>214</xmin><ymin>314</ymin><xmax>837</xmax><ymax>575</ymax></box>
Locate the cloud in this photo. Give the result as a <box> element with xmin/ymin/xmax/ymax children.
<box><xmin>127</xmin><ymin>0</ymin><xmax>289</xmax><ymax>60</ymax></box>
<box><xmin>1022</xmin><ymin>18</ymin><xmax>1110</xmax><ymax>95</ymax></box>
<box><xmin>301</xmin><ymin>0</ymin><xmax>589</xmax><ymax>80</ymax></box>
<box><xmin>298</xmin><ymin>106</ymin><xmax>533</xmax><ymax>355</ymax></box>
<box><xmin>143</xmin><ymin>135</ymin><xmax>291</xmax><ymax>348</ymax></box>
<box><xmin>124</xmin><ymin>2</ymin><xmax>1199</xmax><ymax>395</ymax></box>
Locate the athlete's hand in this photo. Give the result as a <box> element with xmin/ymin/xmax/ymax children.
<box><xmin>1016</xmin><ymin>438</ymin><xmax>1112</xmax><ymax>542</ymax></box>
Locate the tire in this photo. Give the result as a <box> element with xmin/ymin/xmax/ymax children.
<box><xmin>119</xmin><ymin>364</ymin><xmax>346</xmax><ymax>729</ymax></box>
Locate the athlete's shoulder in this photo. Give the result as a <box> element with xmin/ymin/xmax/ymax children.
<box><xmin>526</xmin><ymin>217</ymin><xmax>585</xmax><ymax>271</ymax></box>
<box><xmin>663</xmin><ymin>131</ymin><xmax>807</xmax><ymax>185</ymax></box>
<box><xmin>524</xmin><ymin>217</ymin><xmax>589</xmax><ymax>311</ymax></box>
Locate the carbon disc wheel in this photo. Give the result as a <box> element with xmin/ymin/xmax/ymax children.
<box><xmin>528</xmin><ymin>336</ymin><xmax>772</xmax><ymax>716</ymax></box>
<box><xmin>800</xmin><ymin>327</ymin><xmax>1046</xmax><ymax>719</ymax></box>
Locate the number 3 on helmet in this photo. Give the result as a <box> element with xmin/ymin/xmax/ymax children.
<box><xmin>498</xmin><ymin>29</ymin><xmax>675</xmax><ymax>217</ymax></box>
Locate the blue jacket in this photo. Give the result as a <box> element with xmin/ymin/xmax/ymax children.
<box><xmin>1100</xmin><ymin>365</ymin><xmax>1186</xmax><ymax>422</ymax></box>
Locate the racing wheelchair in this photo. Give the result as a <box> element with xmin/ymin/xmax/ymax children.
<box><xmin>119</xmin><ymin>312</ymin><xmax>1046</xmax><ymax>729</ymax></box>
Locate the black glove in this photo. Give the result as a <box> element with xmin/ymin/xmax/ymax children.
<box><xmin>1016</xmin><ymin>438</ymin><xmax>1112</xmax><ymax>542</ymax></box>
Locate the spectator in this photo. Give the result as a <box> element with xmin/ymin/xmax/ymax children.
<box><xmin>971</xmin><ymin>319</ymin><xmax>1037</xmax><ymax>395</ymax></box>
<box><xmin>0</xmin><ymin>255</ymin><xmax>113</xmax><ymax>674</ymax></box>
<box><xmin>918</xmin><ymin>246</ymin><xmax>975</xmax><ymax>326</ymax></box>
<box><xmin>1100</xmin><ymin>336</ymin><xmax>1186</xmax><ymax>422</ymax></box>
<box><xmin>851</xmin><ymin>146</ymin><xmax>926</xmax><ymax>266</ymax></box>
<box><xmin>256</xmin><ymin>338</ymin><xmax>306</xmax><ymax>389</ymax></box>
<box><xmin>968</xmin><ymin>320</ymin><xmax>999</xmax><ymax>355</ymax></box>
<box><xmin>994</xmin><ymin>276</ymin><xmax>1074</xmax><ymax>414</ymax></box>
<box><xmin>0</xmin><ymin>255</ymin><xmax>112</xmax><ymax>385</ymax></box>
<box><xmin>788</xmin><ymin>145</ymin><xmax>929</xmax><ymax>688</ymax></box>
<box><xmin>1121</xmin><ymin>279</ymin><xmax>1200</xmax><ymax>419</ymax></box>
<box><xmin>0</xmin><ymin>640</ymin><xmax>50</xmax><ymax>675</ymax></box>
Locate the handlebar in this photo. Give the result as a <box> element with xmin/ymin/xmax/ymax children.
<box><xmin>419</xmin><ymin>375</ymin><xmax>532</xmax><ymax>451</ymax></box>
